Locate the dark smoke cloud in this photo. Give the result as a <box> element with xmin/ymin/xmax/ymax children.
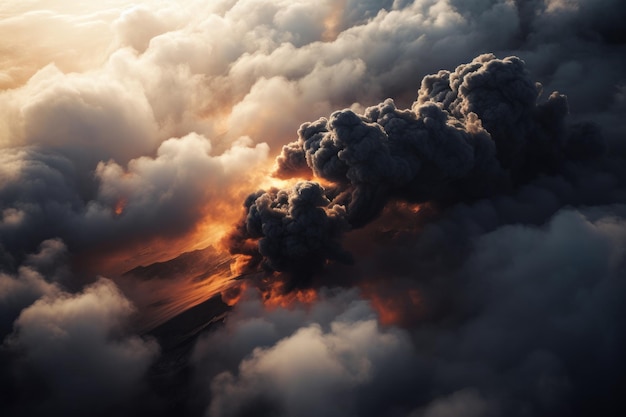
<box><xmin>230</xmin><ymin>54</ymin><xmax>609</xmax><ymax>281</ymax></box>
<box><xmin>225</xmin><ymin>182</ymin><xmax>351</xmax><ymax>285</ymax></box>
<box><xmin>407</xmin><ymin>206</ymin><xmax>626</xmax><ymax>417</ymax></box>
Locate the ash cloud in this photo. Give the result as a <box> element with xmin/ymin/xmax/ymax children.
<box><xmin>225</xmin><ymin>182</ymin><xmax>351</xmax><ymax>283</ymax></box>
<box><xmin>230</xmin><ymin>54</ymin><xmax>611</xmax><ymax>280</ymax></box>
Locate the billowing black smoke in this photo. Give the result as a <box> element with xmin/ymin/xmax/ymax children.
<box><xmin>228</xmin><ymin>54</ymin><xmax>606</xmax><ymax>282</ymax></box>
<box><xmin>225</xmin><ymin>182</ymin><xmax>352</xmax><ymax>285</ymax></box>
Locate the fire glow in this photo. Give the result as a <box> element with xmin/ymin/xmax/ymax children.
<box><xmin>114</xmin><ymin>198</ymin><xmax>127</xmax><ymax>216</ymax></box>
<box><xmin>361</xmin><ymin>283</ymin><xmax>423</xmax><ymax>326</ymax></box>
<box><xmin>221</xmin><ymin>277</ymin><xmax>318</xmax><ymax>310</ymax></box>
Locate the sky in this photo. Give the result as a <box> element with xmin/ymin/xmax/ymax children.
<box><xmin>1</xmin><ymin>1</ymin><xmax>626</xmax><ymax>416</ymax></box>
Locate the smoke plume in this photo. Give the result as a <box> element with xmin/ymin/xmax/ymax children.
<box><xmin>228</xmin><ymin>54</ymin><xmax>611</xmax><ymax>285</ymax></box>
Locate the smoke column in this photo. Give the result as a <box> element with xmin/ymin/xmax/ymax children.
<box><xmin>228</xmin><ymin>54</ymin><xmax>609</xmax><ymax>289</ymax></box>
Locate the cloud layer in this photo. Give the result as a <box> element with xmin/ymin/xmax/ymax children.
<box><xmin>2</xmin><ymin>0</ymin><xmax>625</xmax><ymax>269</ymax></box>
<box><xmin>0</xmin><ymin>246</ymin><xmax>158</xmax><ymax>416</ymax></box>
<box><xmin>195</xmin><ymin>205</ymin><xmax>626</xmax><ymax>417</ymax></box>
<box><xmin>1</xmin><ymin>1</ymin><xmax>625</xmax><ymax>416</ymax></box>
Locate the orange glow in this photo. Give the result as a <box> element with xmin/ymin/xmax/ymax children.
<box><xmin>86</xmin><ymin>183</ymin><xmax>253</xmax><ymax>276</ymax></box>
<box><xmin>114</xmin><ymin>198</ymin><xmax>127</xmax><ymax>216</ymax></box>
<box><xmin>190</xmin><ymin>217</ymin><xmax>233</xmax><ymax>252</ymax></box>
<box><xmin>229</xmin><ymin>254</ymin><xmax>255</xmax><ymax>275</ymax></box>
<box><xmin>322</xmin><ymin>0</ymin><xmax>347</xmax><ymax>42</ymax></box>
<box><xmin>190</xmin><ymin>159</ymin><xmax>278</xmax><ymax>255</ymax></box>
<box><xmin>126</xmin><ymin>247</ymin><xmax>239</xmax><ymax>331</ymax></box>
<box><xmin>259</xmin><ymin>176</ymin><xmax>295</xmax><ymax>190</ymax></box>
<box><xmin>220</xmin><ymin>276</ymin><xmax>319</xmax><ymax>310</ymax></box>
<box><xmin>134</xmin><ymin>271</ymin><xmax>237</xmax><ymax>331</ymax></box>
<box><xmin>361</xmin><ymin>283</ymin><xmax>422</xmax><ymax>326</ymax></box>
<box><xmin>262</xmin><ymin>283</ymin><xmax>318</xmax><ymax>309</ymax></box>
<box><xmin>405</xmin><ymin>203</ymin><xmax>422</xmax><ymax>214</ymax></box>
<box><xmin>311</xmin><ymin>175</ymin><xmax>342</xmax><ymax>190</ymax></box>
<box><xmin>220</xmin><ymin>280</ymin><xmax>248</xmax><ymax>306</ymax></box>
<box><xmin>366</xmin><ymin>201</ymin><xmax>425</xmax><ymax>234</ymax></box>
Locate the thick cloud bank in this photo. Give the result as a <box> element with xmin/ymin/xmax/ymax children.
<box><xmin>193</xmin><ymin>289</ymin><xmax>418</xmax><ymax>417</ymax></box>
<box><xmin>0</xmin><ymin>249</ymin><xmax>159</xmax><ymax>416</ymax></box>
<box><xmin>198</xmin><ymin>206</ymin><xmax>626</xmax><ymax>417</ymax></box>
<box><xmin>0</xmin><ymin>133</ymin><xmax>268</xmax><ymax>271</ymax></box>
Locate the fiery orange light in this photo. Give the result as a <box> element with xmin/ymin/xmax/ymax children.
<box><xmin>262</xmin><ymin>284</ymin><xmax>318</xmax><ymax>310</ymax></box>
<box><xmin>220</xmin><ymin>275</ymin><xmax>319</xmax><ymax>310</ymax></box>
<box><xmin>190</xmin><ymin>217</ymin><xmax>234</xmax><ymax>253</ymax></box>
<box><xmin>360</xmin><ymin>283</ymin><xmax>422</xmax><ymax>326</ymax></box>
<box><xmin>114</xmin><ymin>198</ymin><xmax>127</xmax><ymax>216</ymax></box>
<box><xmin>406</xmin><ymin>203</ymin><xmax>422</xmax><ymax>214</ymax></box>
<box><xmin>220</xmin><ymin>280</ymin><xmax>248</xmax><ymax>306</ymax></box>
<box><xmin>322</xmin><ymin>0</ymin><xmax>346</xmax><ymax>42</ymax></box>
<box><xmin>259</xmin><ymin>174</ymin><xmax>312</xmax><ymax>191</ymax></box>
<box><xmin>228</xmin><ymin>254</ymin><xmax>255</xmax><ymax>275</ymax></box>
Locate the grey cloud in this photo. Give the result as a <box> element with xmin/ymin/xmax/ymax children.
<box><xmin>0</xmin><ymin>148</ymin><xmax>85</xmax><ymax>258</ymax></box>
<box><xmin>193</xmin><ymin>290</ymin><xmax>418</xmax><ymax>417</ymax></box>
<box><xmin>17</xmin><ymin>67</ymin><xmax>159</xmax><ymax>167</ymax></box>
<box><xmin>208</xmin><ymin>320</ymin><xmax>406</xmax><ymax>417</ymax></box>
<box><xmin>209</xmin><ymin>205</ymin><xmax>626</xmax><ymax>417</ymax></box>
<box><xmin>0</xmin><ymin>239</ymin><xmax>64</xmax><ymax>339</ymax></box>
<box><xmin>422</xmin><ymin>207</ymin><xmax>626</xmax><ymax>416</ymax></box>
<box><xmin>411</xmin><ymin>389</ymin><xmax>497</xmax><ymax>417</ymax></box>
<box><xmin>2</xmin><ymin>277</ymin><xmax>159</xmax><ymax>417</ymax></box>
<box><xmin>0</xmin><ymin>135</ymin><xmax>268</xmax><ymax>269</ymax></box>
